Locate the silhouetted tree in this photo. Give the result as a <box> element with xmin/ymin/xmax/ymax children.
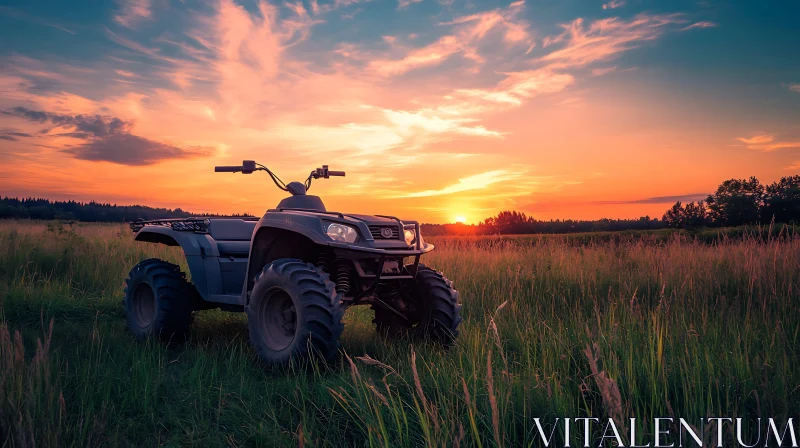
<box><xmin>662</xmin><ymin>201</ymin><xmax>686</xmax><ymax>228</ymax></box>
<box><xmin>763</xmin><ymin>175</ymin><xmax>800</xmax><ymax>224</ymax></box>
<box><xmin>683</xmin><ymin>201</ymin><xmax>709</xmax><ymax>228</ymax></box>
<box><xmin>483</xmin><ymin>211</ymin><xmax>533</xmax><ymax>234</ymax></box>
<box><xmin>705</xmin><ymin>177</ymin><xmax>765</xmax><ymax>226</ymax></box>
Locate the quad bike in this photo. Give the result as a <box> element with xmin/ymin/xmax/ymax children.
<box><xmin>124</xmin><ymin>160</ymin><xmax>462</xmax><ymax>365</ymax></box>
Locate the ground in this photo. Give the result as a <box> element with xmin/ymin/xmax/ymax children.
<box><xmin>0</xmin><ymin>221</ymin><xmax>798</xmax><ymax>447</ymax></box>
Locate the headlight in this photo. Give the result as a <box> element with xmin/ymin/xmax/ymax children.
<box><xmin>326</xmin><ymin>223</ymin><xmax>358</xmax><ymax>243</ymax></box>
<box><xmin>404</xmin><ymin>229</ymin><xmax>416</xmax><ymax>246</ymax></box>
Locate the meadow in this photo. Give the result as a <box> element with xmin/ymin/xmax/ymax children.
<box><xmin>0</xmin><ymin>220</ymin><xmax>798</xmax><ymax>447</ymax></box>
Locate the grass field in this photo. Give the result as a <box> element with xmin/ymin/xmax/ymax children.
<box><xmin>1</xmin><ymin>220</ymin><xmax>799</xmax><ymax>447</ymax></box>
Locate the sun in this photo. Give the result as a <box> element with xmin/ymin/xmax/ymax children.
<box><xmin>454</xmin><ymin>216</ymin><xmax>467</xmax><ymax>224</ymax></box>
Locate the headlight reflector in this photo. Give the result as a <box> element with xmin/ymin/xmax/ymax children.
<box><xmin>404</xmin><ymin>229</ymin><xmax>416</xmax><ymax>246</ymax></box>
<box><xmin>326</xmin><ymin>223</ymin><xmax>358</xmax><ymax>243</ymax></box>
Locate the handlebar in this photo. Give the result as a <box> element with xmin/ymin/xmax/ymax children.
<box><xmin>213</xmin><ymin>160</ymin><xmax>344</xmax><ymax>193</ymax></box>
<box><xmin>215</xmin><ymin>166</ymin><xmax>242</xmax><ymax>173</ymax></box>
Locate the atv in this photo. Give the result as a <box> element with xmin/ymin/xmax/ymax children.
<box><xmin>124</xmin><ymin>160</ymin><xmax>462</xmax><ymax>365</ymax></box>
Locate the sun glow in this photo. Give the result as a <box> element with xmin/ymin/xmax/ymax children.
<box><xmin>454</xmin><ymin>216</ymin><xmax>467</xmax><ymax>223</ymax></box>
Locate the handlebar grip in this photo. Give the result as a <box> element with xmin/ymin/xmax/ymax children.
<box><xmin>328</xmin><ymin>171</ymin><xmax>345</xmax><ymax>177</ymax></box>
<box><xmin>215</xmin><ymin>166</ymin><xmax>242</xmax><ymax>173</ymax></box>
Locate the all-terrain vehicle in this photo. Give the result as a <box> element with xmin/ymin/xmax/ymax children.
<box><xmin>124</xmin><ymin>161</ymin><xmax>462</xmax><ymax>365</ymax></box>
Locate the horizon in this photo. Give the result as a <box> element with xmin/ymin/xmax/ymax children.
<box><xmin>1</xmin><ymin>0</ymin><xmax>799</xmax><ymax>224</ymax></box>
<box><xmin>2</xmin><ymin>194</ymin><xmax>677</xmax><ymax>224</ymax></box>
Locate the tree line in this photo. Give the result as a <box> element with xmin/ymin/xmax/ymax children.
<box><xmin>661</xmin><ymin>175</ymin><xmax>799</xmax><ymax>228</ymax></box>
<box><xmin>421</xmin><ymin>212</ymin><xmax>665</xmax><ymax>236</ymax></box>
<box><xmin>423</xmin><ymin>175</ymin><xmax>800</xmax><ymax>236</ymax></box>
<box><xmin>2</xmin><ymin>175</ymin><xmax>797</xmax><ymax>234</ymax></box>
<box><xmin>0</xmin><ymin>197</ymin><xmax>252</xmax><ymax>222</ymax></box>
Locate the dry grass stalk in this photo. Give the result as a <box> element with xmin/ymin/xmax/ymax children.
<box><xmin>411</xmin><ymin>348</ymin><xmax>440</xmax><ymax>434</ymax></box>
<box><xmin>461</xmin><ymin>378</ymin><xmax>472</xmax><ymax>409</ymax></box>
<box><xmin>346</xmin><ymin>354</ymin><xmax>361</xmax><ymax>384</ymax></box>
<box><xmin>583</xmin><ymin>343</ymin><xmax>627</xmax><ymax>441</ymax></box>
<box><xmin>487</xmin><ymin>300</ymin><xmax>511</xmax><ymax>383</ymax></box>
<box><xmin>0</xmin><ymin>318</ymin><xmax>63</xmax><ymax>448</ymax></box>
<box><xmin>365</xmin><ymin>379</ymin><xmax>389</xmax><ymax>407</ymax></box>
<box><xmin>454</xmin><ymin>422</ymin><xmax>465</xmax><ymax>448</ymax></box>
<box><xmin>487</xmin><ymin>349</ymin><xmax>502</xmax><ymax>447</ymax></box>
<box><xmin>297</xmin><ymin>423</ymin><xmax>305</xmax><ymax>448</ymax></box>
<box><xmin>356</xmin><ymin>354</ymin><xmax>398</xmax><ymax>376</ymax></box>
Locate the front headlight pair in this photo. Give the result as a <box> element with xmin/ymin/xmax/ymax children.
<box><xmin>325</xmin><ymin>222</ymin><xmax>422</xmax><ymax>247</ymax></box>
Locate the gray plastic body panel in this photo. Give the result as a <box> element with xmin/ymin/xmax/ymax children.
<box><xmin>134</xmin><ymin>226</ymin><xmax>223</xmax><ymax>301</ymax></box>
<box><xmin>134</xmin><ymin>211</ymin><xmax>434</xmax><ymax>307</ymax></box>
<box><xmin>252</xmin><ymin>209</ymin><xmax>434</xmax><ymax>253</ymax></box>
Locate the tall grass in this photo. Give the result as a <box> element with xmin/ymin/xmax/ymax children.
<box><xmin>0</xmin><ymin>220</ymin><xmax>798</xmax><ymax>447</ymax></box>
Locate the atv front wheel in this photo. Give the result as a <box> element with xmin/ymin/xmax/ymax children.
<box><xmin>373</xmin><ymin>264</ymin><xmax>462</xmax><ymax>347</ymax></box>
<box><xmin>123</xmin><ymin>258</ymin><xmax>196</xmax><ymax>343</ymax></box>
<box><xmin>247</xmin><ymin>258</ymin><xmax>344</xmax><ymax>366</ymax></box>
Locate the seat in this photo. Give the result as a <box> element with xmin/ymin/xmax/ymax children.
<box><xmin>208</xmin><ymin>219</ymin><xmax>257</xmax><ymax>241</ymax></box>
<box><xmin>276</xmin><ymin>195</ymin><xmax>326</xmax><ymax>211</ymax></box>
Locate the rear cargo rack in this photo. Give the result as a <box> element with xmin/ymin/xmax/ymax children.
<box><xmin>129</xmin><ymin>218</ymin><xmax>211</xmax><ymax>233</ymax></box>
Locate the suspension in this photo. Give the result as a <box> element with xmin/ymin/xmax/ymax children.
<box><xmin>334</xmin><ymin>259</ymin><xmax>351</xmax><ymax>296</ymax></box>
<box><xmin>317</xmin><ymin>251</ymin><xmax>334</xmax><ymax>274</ymax></box>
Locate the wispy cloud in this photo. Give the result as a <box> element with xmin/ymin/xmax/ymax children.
<box><xmin>0</xmin><ymin>6</ymin><xmax>76</xmax><ymax>34</ymax></box>
<box><xmin>681</xmin><ymin>21</ymin><xmax>717</xmax><ymax>31</ymax></box>
<box><xmin>454</xmin><ymin>70</ymin><xmax>575</xmax><ymax>106</ymax></box>
<box><xmin>439</xmin><ymin>12</ymin><xmax>688</xmax><ymax>116</ymax></box>
<box><xmin>114</xmin><ymin>0</ymin><xmax>153</xmax><ymax>29</ymax></box>
<box><xmin>790</xmin><ymin>84</ymin><xmax>800</xmax><ymax>93</ymax></box>
<box><xmin>538</xmin><ymin>14</ymin><xmax>686</xmax><ymax>69</ymax></box>
<box><xmin>595</xmin><ymin>193</ymin><xmax>709</xmax><ymax>204</ymax></box>
<box><xmin>591</xmin><ymin>66</ymin><xmax>616</xmax><ymax>76</ymax></box>
<box><xmin>397</xmin><ymin>0</ymin><xmax>423</xmax><ymax>10</ymax></box>
<box><xmin>398</xmin><ymin>169</ymin><xmax>520</xmax><ymax>197</ymax></box>
<box><xmin>602</xmin><ymin>0</ymin><xmax>625</xmax><ymax>10</ymax></box>
<box><xmin>737</xmin><ymin>134</ymin><xmax>800</xmax><ymax>152</ymax></box>
<box><xmin>104</xmin><ymin>27</ymin><xmax>161</xmax><ymax>58</ymax></box>
<box><xmin>368</xmin><ymin>1</ymin><xmax>532</xmax><ymax>76</ymax></box>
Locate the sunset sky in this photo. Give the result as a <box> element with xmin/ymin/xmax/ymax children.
<box><xmin>1</xmin><ymin>0</ymin><xmax>798</xmax><ymax>223</ymax></box>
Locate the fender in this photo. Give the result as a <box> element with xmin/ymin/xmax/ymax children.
<box><xmin>241</xmin><ymin>209</ymin><xmax>378</xmax><ymax>297</ymax></box>
<box><xmin>134</xmin><ymin>226</ymin><xmax>223</xmax><ymax>301</ymax></box>
<box><xmin>242</xmin><ymin>212</ymin><xmax>329</xmax><ymax>302</ymax></box>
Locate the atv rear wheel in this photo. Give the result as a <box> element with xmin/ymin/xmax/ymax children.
<box><xmin>247</xmin><ymin>258</ymin><xmax>344</xmax><ymax>366</ymax></box>
<box><xmin>123</xmin><ymin>258</ymin><xmax>196</xmax><ymax>343</ymax></box>
<box><xmin>373</xmin><ymin>264</ymin><xmax>462</xmax><ymax>347</ymax></box>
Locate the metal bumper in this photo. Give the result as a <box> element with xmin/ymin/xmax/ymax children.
<box><xmin>328</xmin><ymin>241</ymin><xmax>435</xmax><ymax>256</ymax></box>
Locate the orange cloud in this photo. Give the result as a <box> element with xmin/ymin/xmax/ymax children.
<box><xmin>399</xmin><ymin>169</ymin><xmax>518</xmax><ymax>197</ymax></box>
<box><xmin>737</xmin><ymin>134</ymin><xmax>800</xmax><ymax>152</ymax></box>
